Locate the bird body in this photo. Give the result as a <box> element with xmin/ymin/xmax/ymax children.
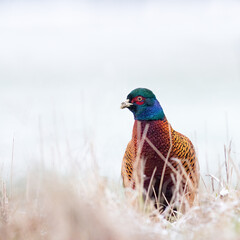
<box><xmin>121</xmin><ymin>88</ymin><xmax>199</xmax><ymax>209</ymax></box>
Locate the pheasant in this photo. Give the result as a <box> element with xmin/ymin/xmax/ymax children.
<box><xmin>121</xmin><ymin>88</ymin><xmax>199</xmax><ymax>210</ymax></box>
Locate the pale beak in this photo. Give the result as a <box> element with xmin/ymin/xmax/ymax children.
<box><xmin>120</xmin><ymin>99</ymin><xmax>133</xmax><ymax>109</ymax></box>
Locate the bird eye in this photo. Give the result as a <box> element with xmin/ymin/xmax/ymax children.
<box><xmin>131</xmin><ymin>96</ymin><xmax>145</xmax><ymax>105</ymax></box>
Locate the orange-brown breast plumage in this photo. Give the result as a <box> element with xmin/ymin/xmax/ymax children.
<box><xmin>121</xmin><ymin>114</ymin><xmax>199</xmax><ymax>209</ymax></box>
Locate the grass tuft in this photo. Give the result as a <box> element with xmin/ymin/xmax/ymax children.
<box><xmin>0</xmin><ymin>143</ymin><xmax>240</xmax><ymax>239</ymax></box>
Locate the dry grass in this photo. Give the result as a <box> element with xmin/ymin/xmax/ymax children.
<box><xmin>0</xmin><ymin>143</ymin><xmax>240</xmax><ymax>240</ymax></box>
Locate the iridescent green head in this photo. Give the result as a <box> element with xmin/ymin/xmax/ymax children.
<box><xmin>121</xmin><ymin>88</ymin><xmax>165</xmax><ymax>121</ymax></box>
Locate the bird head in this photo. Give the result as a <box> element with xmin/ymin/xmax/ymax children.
<box><xmin>121</xmin><ymin>88</ymin><xmax>165</xmax><ymax>121</ymax></box>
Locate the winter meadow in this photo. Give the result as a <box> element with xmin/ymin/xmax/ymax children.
<box><xmin>1</xmin><ymin>0</ymin><xmax>240</xmax><ymax>239</ymax></box>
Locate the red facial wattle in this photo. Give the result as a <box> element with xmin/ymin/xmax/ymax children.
<box><xmin>131</xmin><ymin>96</ymin><xmax>146</xmax><ymax>105</ymax></box>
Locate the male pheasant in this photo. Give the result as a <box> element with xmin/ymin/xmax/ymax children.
<box><xmin>121</xmin><ymin>88</ymin><xmax>199</xmax><ymax>210</ymax></box>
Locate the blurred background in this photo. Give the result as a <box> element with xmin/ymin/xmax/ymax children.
<box><xmin>0</xmin><ymin>0</ymin><xmax>240</xmax><ymax>183</ymax></box>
